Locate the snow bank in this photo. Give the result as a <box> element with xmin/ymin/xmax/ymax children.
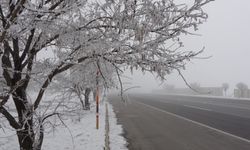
<box><xmin>0</xmin><ymin>101</ymin><xmax>128</xmax><ymax>150</ymax></box>
<box><xmin>108</xmin><ymin>103</ymin><xmax>128</xmax><ymax>150</ymax></box>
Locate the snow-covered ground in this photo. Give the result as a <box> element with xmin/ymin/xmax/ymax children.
<box><xmin>0</xmin><ymin>101</ymin><xmax>127</xmax><ymax>150</ymax></box>
<box><xmin>109</xmin><ymin>104</ymin><xmax>128</xmax><ymax>150</ymax></box>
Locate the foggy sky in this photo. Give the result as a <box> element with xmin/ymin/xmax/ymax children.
<box><xmin>124</xmin><ymin>0</ymin><xmax>250</xmax><ymax>94</ymax></box>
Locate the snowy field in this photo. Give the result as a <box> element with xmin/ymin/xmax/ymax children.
<box><xmin>0</xmin><ymin>101</ymin><xmax>127</xmax><ymax>150</ymax></box>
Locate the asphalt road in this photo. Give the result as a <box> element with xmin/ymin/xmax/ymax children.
<box><xmin>109</xmin><ymin>94</ymin><xmax>250</xmax><ymax>150</ymax></box>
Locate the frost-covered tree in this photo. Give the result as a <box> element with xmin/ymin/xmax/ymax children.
<box><xmin>54</xmin><ymin>59</ymin><xmax>116</xmax><ymax>110</ymax></box>
<box><xmin>0</xmin><ymin>0</ymin><xmax>213</xmax><ymax>149</ymax></box>
<box><xmin>222</xmin><ymin>83</ymin><xmax>229</xmax><ymax>96</ymax></box>
<box><xmin>236</xmin><ymin>82</ymin><xmax>248</xmax><ymax>98</ymax></box>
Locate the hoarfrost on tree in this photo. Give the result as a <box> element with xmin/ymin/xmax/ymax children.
<box><xmin>0</xmin><ymin>0</ymin><xmax>213</xmax><ymax>149</ymax></box>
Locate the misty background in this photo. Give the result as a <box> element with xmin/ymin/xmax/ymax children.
<box><xmin>123</xmin><ymin>0</ymin><xmax>250</xmax><ymax>95</ymax></box>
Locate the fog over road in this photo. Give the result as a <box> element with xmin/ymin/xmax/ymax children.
<box><xmin>109</xmin><ymin>94</ymin><xmax>250</xmax><ymax>150</ymax></box>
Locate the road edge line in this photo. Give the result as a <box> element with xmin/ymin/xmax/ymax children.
<box><xmin>135</xmin><ymin>101</ymin><xmax>250</xmax><ymax>144</ymax></box>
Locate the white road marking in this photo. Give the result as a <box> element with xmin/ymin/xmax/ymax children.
<box><xmin>165</xmin><ymin>99</ymin><xmax>250</xmax><ymax>111</ymax></box>
<box><xmin>187</xmin><ymin>100</ymin><xmax>250</xmax><ymax>111</ymax></box>
<box><xmin>205</xmin><ymin>103</ymin><xmax>250</xmax><ymax>111</ymax></box>
<box><xmin>183</xmin><ymin>105</ymin><xmax>212</xmax><ymax>111</ymax></box>
<box><xmin>153</xmin><ymin>94</ymin><xmax>250</xmax><ymax>110</ymax></box>
<box><xmin>134</xmin><ymin>101</ymin><xmax>250</xmax><ymax>144</ymax></box>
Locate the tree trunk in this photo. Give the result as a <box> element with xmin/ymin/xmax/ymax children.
<box><xmin>93</xmin><ymin>89</ymin><xmax>97</xmax><ymax>102</ymax></box>
<box><xmin>13</xmin><ymin>91</ymin><xmax>35</xmax><ymax>150</ymax></box>
<box><xmin>84</xmin><ymin>88</ymin><xmax>91</xmax><ymax>110</ymax></box>
<box><xmin>17</xmin><ymin>127</ymin><xmax>34</xmax><ymax>150</ymax></box>
<box><xmin>17</xmin><ymin>113</ymin><xmax>34</xmax><ymax>150</ymax></box>
<box><xmin>74</xmin><ymin>84</ymin><xmax>85</xmax><ymax>109</ymax></box>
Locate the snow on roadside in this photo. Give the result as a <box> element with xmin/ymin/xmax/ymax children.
<box><xmin>0</xmin><ymin>101</ymin><xmax>128</xmax><ymax>150</ymax></box>
<box><xmin>42</xmin><ymin>104</ymin><xmax>105</xmax><ymax>150</ymax></box>
<box><xmin>108</xmin><ymin>103</ymin><xmax>128</xmax><ymax>150</ymax></box>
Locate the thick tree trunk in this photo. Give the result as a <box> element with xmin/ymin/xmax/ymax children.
<box><xmin>17</xmin><ymin>127</ymin><xmax>34</xmax><ymax>150</ymax></box>
<box><xmin>13</xmin><ymin>88</ymin><xmax>36</xmax><ymax>150</ymax></box>
<box><xmin>84</xmin><ymin>88</ymin><xmax>91</xmax><ymax>110</ymax></box>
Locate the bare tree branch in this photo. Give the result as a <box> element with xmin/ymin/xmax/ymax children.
<box><xmin>0</xmin><ymin>106</ymin><xmax>21</xmax><ymax>129</ymax></box>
